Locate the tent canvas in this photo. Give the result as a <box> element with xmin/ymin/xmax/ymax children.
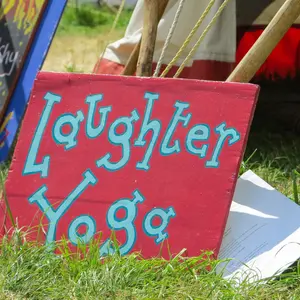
<box><xmin>94</xmin><ymin>0</ymin><xmax>300</xmax><ymax>82</ymax></box>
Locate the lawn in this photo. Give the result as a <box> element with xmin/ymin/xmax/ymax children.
<box><xmin>42</xmin><ymin>4</ymin><xmax>132</xmax><ymax>73</ymax></box>
<box><xmin>1</xmin><ymin>4</ymin><xmax>300</xmax><ymax>299</ymax></box>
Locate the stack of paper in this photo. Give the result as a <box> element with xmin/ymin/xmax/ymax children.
<box><xmin>217</xmin><ymin>170</ymin><xmax>300</xmax><ymax>284</ymax></box>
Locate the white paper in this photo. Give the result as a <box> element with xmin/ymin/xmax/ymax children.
<box><xmin>217</xmin><ymin>170</ymin><xmax>300</xmax><ymax>284</ymax></box>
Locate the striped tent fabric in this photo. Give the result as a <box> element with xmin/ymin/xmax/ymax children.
<box><xmin>94</xmin><ymin>0</ymin><xmax>300</xmax><ymax>82</ymax></box>
<box><xmin>94</xmin><ymin>0</ymin><xmax>236</xmax><ymax>81</ymax></box>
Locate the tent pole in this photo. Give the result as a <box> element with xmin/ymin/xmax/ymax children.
<box><xmin>122</xmin><ymin>0</ymin><xmax>169</xmax><ymax>76</ymax></box>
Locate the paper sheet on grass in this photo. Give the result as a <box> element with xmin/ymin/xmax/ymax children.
<box><xmin>217</xmin><ymin>170</ymin><xmax>300</xmax><ymax>284</ymax></box>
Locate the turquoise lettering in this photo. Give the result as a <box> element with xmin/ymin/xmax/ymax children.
<box><xmin>100</xmin><ymin>190</ymin><xmax>145</xmax><ymax>256</ymax></box>
<box><xmin>28</xmin><ymin>169</ymin><xmax>97</xmax><ymax>245</ymax></box>
<box><xmin>206</xmin><ymin>122</ymin><xmax>240</xmax><ymax>168</ymax></box>
<box><xmin>68</xmin><ymin>215</ymin><xmax>96</xmax><ymax>246</ymax></box>
<box><xmin>23</xmin><ymin>92</ymin><xmax>61</xmax><ymax>178</ymax></box>
<box><xmin>160</xmin><ymin>101</ymin><xmax>191</xmax><ymax>155</ymax></box>
<box><xmin>85</xmin><ymin>94</ymin><xmax>112</xmax><ymax>139</ymax></box>
<box><xmin>135</xmin><ymin>92</ymin><xmax>161</xmax><ymax>171</ymax></box>
<box><xmin>96</xmin><ymin>110</ymin><xmax>140</xmax><ymax>171</ymax></box>
<box><xmin>186</xmin><ymin>124</ymin><xmax>210</xmax><ymax>158</ymax></box>
<box><xmin>52</xmin><ymin>111</ymin><xmax>84</xmax><ymax>150</ymax></box>
<box><xmin>143</xmin><ymin>207</ymin><xmax>176</xmax><ymax>244</ymax></box>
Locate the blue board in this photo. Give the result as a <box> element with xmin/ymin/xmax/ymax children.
<box><xmin>0</xmin><ymin>0</ymin><xmax>67</xmax><ymax>162</ymax></box>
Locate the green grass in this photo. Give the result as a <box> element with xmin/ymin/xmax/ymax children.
<box><xmin>244</xmin><ymin>130</ymin><xmax>300</xmax><ymax>200</ymax></box>
<box><xmin>0</xmin><ymin>130</ymin><xmax>299</xmax><ymax>299</ymax></box>
<box><xmin>1</xmin><ymin>234</ymin><xmax>300</xmax><ymax>300</ymax></box>
<box><xmin>56</xmin><ymin>4</ymin><xmax>133</xmax><ymax>36</ymax></box>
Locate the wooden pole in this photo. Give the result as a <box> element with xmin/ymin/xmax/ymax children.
<box><xmin>121</xmin><ymin>40</ymin><xmax>142</xmax><ymax>76</ymax></box>
<box><xmin>136</xmin><ymin>0</ymin><xmax>160</xmax><ymax>76</ymax></box>
<box><xmin>227</xmin><ymin>0</ymin><xmax>300</xmax><ymax>83</ymax></box>
<box><xmin>122</xmin><ymin>0</ymin><xmax>169</xmax><ymax>76</ymax></box>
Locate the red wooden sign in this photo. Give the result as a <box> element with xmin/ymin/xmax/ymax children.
<box><xmin>3</xmin><ymin>72</ymin><xmax>259</xmax><ymax>258</ymax></box>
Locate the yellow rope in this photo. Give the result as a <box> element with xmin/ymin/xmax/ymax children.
<box><xmin>94</xmin><ymin>0</ymin><xmax>126</xmax><ymax>73</ymax></box>
<box><xmin>159</xmin><ymin>0</ymin><xmax>216</xmax><ymax>78</ymax></box>
<box><xmin>173</xmin><ymin>0</ymin><xmax>232</xmax><ymax>78</ymax></box>
<box><xmin>108</xmin><ymin>0</ymin><xmax>127</xmax><ymax>37</ymax></box>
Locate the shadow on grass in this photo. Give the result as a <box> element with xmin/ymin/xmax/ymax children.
<box><xmin>244</xmin><ymin>106</ymin><xmax>300</xmax><ymax>198</ymax></box>
<box><xmin>240</xmin><ymin>73</ymin><xmax>300</xmax><ymax>198</ymax></box>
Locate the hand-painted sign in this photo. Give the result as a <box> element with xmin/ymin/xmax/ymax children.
<box><xmin>0</xmin><ymin>0</ymin><xmax>67</xmax><ymax>162</ymax></box>
<box><xmin>3</xmin><ymin>72</ymin><xmax>259</xmax><ymax>258</ymax></box>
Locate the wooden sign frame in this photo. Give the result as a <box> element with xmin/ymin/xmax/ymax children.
<box><xmin>0</xmin><ymin>0</ymin><xmax>67</xmax><ymax>162</ymax></box>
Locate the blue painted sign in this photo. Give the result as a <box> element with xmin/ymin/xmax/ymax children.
<box><xmin>0</xmin><ymin>0</ymin><xmax>67</xmax><ymax>162</ymax></box>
